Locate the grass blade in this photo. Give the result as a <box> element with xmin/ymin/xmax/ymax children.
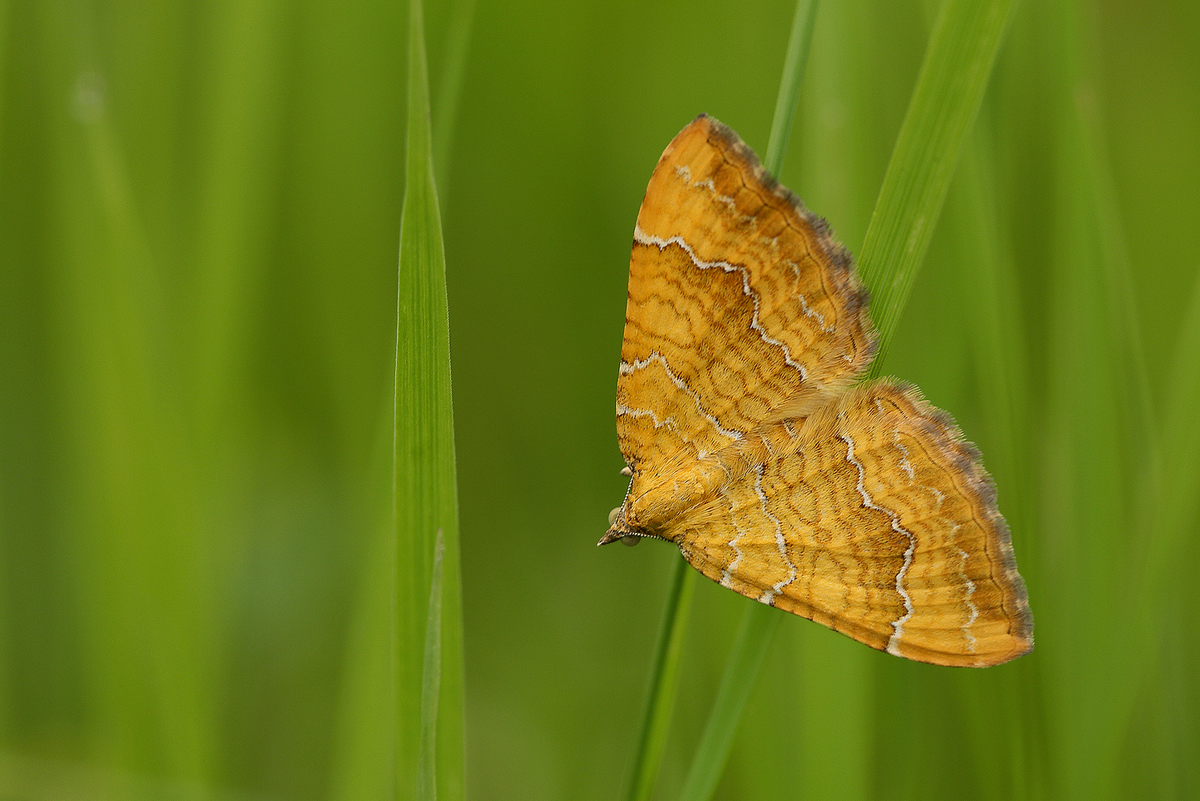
<box><xmin>764</xmin><ymin>0</ymin><xmax>819</xmax><ymax>178</ymax></box>
<box><xmin>678</xmin><ymin>607</ymin><xmax>780</xmax><ymax>801</ymax></box>
<box><xmin>432</xmin><ymin>0</ymin><xmax>477</xmax><ymax>201</ymax></box>
<box><xmin>860</xmin><ymin>0</ymin><xmax>1015</xmax><ymax>368</ymax></box>
<box><xmin>624</xmin><ymin>557</ymin><xmax>695</xmax><ymax>801</ymax></box>
<box><xmin>396</xmin><ymin>0</ymin><xmax>464</xmax><ymax>797</ymax></box>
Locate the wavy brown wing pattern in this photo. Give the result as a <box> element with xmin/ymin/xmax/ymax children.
<box><xmin>666</xmin><ymin>382</ymin><xmax>1031</xmax><ymax>667</ymax></box>
<box><xmin>603</xmin><ymin>115</ymin><xmax>1032</xmax><ymax>667</ymax></box>
<box><xmin>614</xmin><ymin>115</ymin><xmax>876</xmax><ymax>481</ymax></box>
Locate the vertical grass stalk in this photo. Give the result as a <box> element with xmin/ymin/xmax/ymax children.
<box><xmin>623</xmin><ymin>556</ymin><xmax>695</xmax><ymax>801</ymax></box>
<box><xmin>859</xmin><ymin>0</ymin><xmax>1015</xmax><ymax>372</ymax></box>
<box><xmin>395</xmin><ymin>0</ymin><xmax>465</xmax><ymax>797</ymax></box>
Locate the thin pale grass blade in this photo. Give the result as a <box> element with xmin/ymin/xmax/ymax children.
<box><xmin>1160</xmin><ymin>266</ymin><xmax>1200</xmax><ymax>554</ymax></box>
<box><xmin>679</xmin><ymin>1</ymin><xmax>1015</xmax><ymax>797</ymax></box>
<box><xmin>1035</xmin><ymin>3</ymin><xmax>1138</xmax><ymax>795</ymax></box>
<box><xmin>0</xmin><ymin>3</ymin><xmax>7</xmax><ymax>146</ymax></box>
<box><xmin>942</xmin><ymin>129</ymin><xmax>1037</xmax><ymax>799</ymax></box>
<box><xmin>1078</xmin><ymin>266</ymin><xmax>1200</xmax><ymax>793</ymax></box>
<box><xmin>1067</xmin><ymin>49</ymin><xmax>1176</xmax><ymax>791</ymax></box>
<box><xmin>396</xmin><ymin>0</ymin><xmax>464</xmax><ymax>797</ymax></box>
<box><xmin>624</xmin><ymin>556</ymin><xmax>695</xmax><ymax>801</ymax></box>
<box><xmin>1032</xmin><ymin>2</ymin><xmax>1184</xmax><ymax>795</ymax></box>
<box><xmin>859</xmin><ymin>0</ymin><xmax>1015</xmax><ymax>372</ymax></box>
<box><xmin>190</xmin><ymin>1</ymin><xmax>286</xmax><ymax>433</ymax></box>
<box><xmin>418</xmin><ymin>530</ymin><xmax>446</xmax><ymax>800</ymax></box>
<box><xmin>952</xmin><ymin>125</ymin><xmax>1034</xmax><ymax>535</ymax></box>
<box><xmin>678</xmin><ymin>607</ymin><xmax>780</xmax><ymax>801</ymax></box>
<box><xmin>764</xmin><ymin>0</ymin><xmax>819</xmax><ymax>178</ymax></box>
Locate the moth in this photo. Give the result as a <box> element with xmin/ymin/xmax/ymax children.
<box><xmin>600</xmin><ymin>115</ymin><xmax>1032</xmax><ymax>667</ymax></box>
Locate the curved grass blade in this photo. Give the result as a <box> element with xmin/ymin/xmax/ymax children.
<box><xmin>678</xmin><ymin>605</ymin><xmax>780</xmax><ymax>801</ymax></box>
<box><xmin>764</xmin><ymin>0</ymin><xmax>820</xmax><ymax>179</ymax></box>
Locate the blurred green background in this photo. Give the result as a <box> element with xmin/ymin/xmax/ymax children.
<box><xmin>2</xmin><ymin>0</ymin><xmax>1199</xmax><ymax>799</ymax></box>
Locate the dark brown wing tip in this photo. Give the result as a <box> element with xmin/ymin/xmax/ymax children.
<box><xmin>690</xmin><ymin>114</ymin><xmax>879</xmax><ymax>372</ymax></box>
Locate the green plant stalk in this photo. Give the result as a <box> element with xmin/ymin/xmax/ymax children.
<box><xmin>678</xmin><ymin>606</ymin><xmax>781</xmax><ymax>801</ymax></box>
<box><xmin>680</xmin><ymin>0</ymin><xmax>1015</xmax><ymax>798</ymax></box>
<box><xmin>860</xmin><ymin>0</ymin><xmax>1015</xmax><ymax>374</ymax></box>
<box><xmin>624</xmin><ymin>555</ymin><xmax>696</xmax><ymax>801</ymax></box>
<box><xmin>764</xmin><ymin>0</ymin><xmax>819</xmax><ymax>178</ymax></box>
<box><xmin>396</xmin><ymin>0</ymin><xmax>464</xmax><ymax>797</ymax></box>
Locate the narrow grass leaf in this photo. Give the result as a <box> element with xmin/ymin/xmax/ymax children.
<box><xmin>32</xmin><ymin>7</ymin><xmax>222</xmax><ymax>786</ymax></box>
<box><xmin>678</xmin><ymin>605</ymin><xmax>780</xmax><ymax>801</ymax></box>
<box><xmin>1034</xmin><ymin>3</ymin><xmax>1134</xmax><ymax>796</ymax></box>
<box><xmin>764</xmin><ymin>0</ymin><xmax>819</xmax><ymax>178</ymax></box>
<box><xmin>624</xmin><ymin>556</ymin><xmax>695</xmax><ymax>801</ymax></box>
<box><xmin>943</xmin><ymin>129</ymin><xmax>1037</xmax><ymax>800</ymax></box>
<box><xmin>396</xmin><ymin>0</ymin><xmax>464</xmax><ymax>797</ymax></box>
<box><xmin>860</xmin><ymin>0</ymin><xmax>1015</xmax><ymax>367</ymax></box>
<box><xmin>330</xmin><ymin>393</ymin><xmax>400</xmax><ymax>801</ymax></box>
<box><xmin>432</xmin><ymin>0</ymin><xmax>477</xmax><ymax>200</ymax></box>
<box><xmin>1161</xmin><ymin>266</ymin><xmax>1200</xmax><ymax>544</ymax></box>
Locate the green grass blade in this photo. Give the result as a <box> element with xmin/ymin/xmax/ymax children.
<box><xmin>330</xmin><ymin>395</ymin><xmax>401</xmax><ymax>801</ymax></box>
<box><xmin>31</xmin><ymin>10</ymin><xmax>221</xmax><ymax>788</ymax></box>
<box><xmin>764</xmin><ymin>0</ymin><xmax>819</xmax><ymax>177</ymax></box>
<box><xmin>860</xmin><ymin>0</ymin><xmax>1015</xmax><ymax>369</ymax></box>
<box><xmin>624</xmin><ymin>556</ymin><xmax>695</xmax><ymax>801</ymax></box>
<box><xmin>396</xmin><ymin>0</ymin><xmax>464</xmax><ymax>797</ymax></box>
<box><xmin>678</xmin><ymin>607</ymin><xmax>780</xmax><ymax>801</ymax></box>
<box><xmin>1031</xmin><ymin>3</ymin><xmax>1174</xmax><ymax>796</ymax></box>
<box><xmin>1161</xmin><ymin>266</ymin><xmax>1200</xmax><ymax>548</ymax></box>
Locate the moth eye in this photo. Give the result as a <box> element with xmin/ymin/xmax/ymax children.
<box><xmin>621</xmin><ymin>534</ymin><xmax>640</xmax><ymax>547</ymax></box>
<box><xmin>620</xmin><ymin>465</ymin><xmax>633</xmax><ymax>477</ymax></box>
<box><xmin>608</xmin><ymin>507</ymin><xmax>621</xmax><ymax>526</ymax></box>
